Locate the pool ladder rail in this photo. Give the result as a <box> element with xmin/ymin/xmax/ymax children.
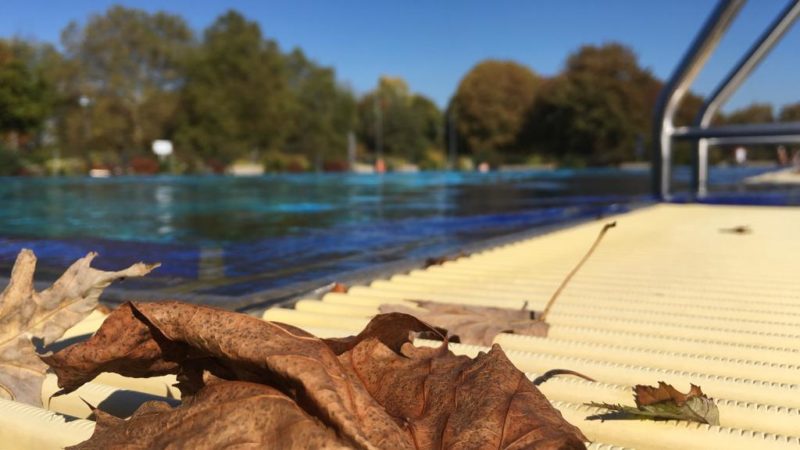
<box><xmin>652</xmin><ymin>0</ymin><xmax>800</xmax><ymax>199</ymax></box>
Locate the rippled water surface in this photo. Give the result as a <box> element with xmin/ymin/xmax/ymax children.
<box><xmin>0</xmin><ymin>167</ymin><xmax>794</xmax><ymax>303</ymax></box>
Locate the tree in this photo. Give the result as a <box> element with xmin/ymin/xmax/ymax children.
<box><xmin>527</xmin><ymin>43</ymin><xmax>660</xmax><ymax>164</ymax></box>
<box><xmin>175</xmin><ymin>10</ymin><xmax>292</xmax><ymax>164</ymax></box>
<box><xmin>720</xmin><ymin>102</ymin><xmax>774</xmax><ymax>124</ymax></box>
<box><xmin>451</xmin><ymin>60</ymin><xmax>540</xmax><ymax>159</ymax></box>
<box><xmin>283</xmin><ymin>49</ymin><xmax>356</xmax><ymax>168</ymax></box>
<box><xmin>357</xmin><ymin>76</ymin><xmax>441</xmax><ymax>162</ymax></box>
<box><xmin>0</xmin><ymin>40</ymin><xmax>52</xmax><ymax>148</ymax></box>
<box><xmin>59</xmin><ymin>6</ymin><xmax>193</xmax><ymax>164</ymax></box>
<box><xmin>410</xmin><ymin>95</ymin><xmax>443</xmax><ymax>150</ymax></box>
<box><xmin>778</xmin><ymin>102</ymin><xmax>800</xmax><ymax>122</ymax></box>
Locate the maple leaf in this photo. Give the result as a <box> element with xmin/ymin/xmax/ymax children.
<box><xmin>43</xmin><ymin>302</ymin><xmax>587</xmax><ymax>449</ymax></box>
<box><xmin>379</xmin><ymin>300</ymin><xmax>548</xmax><ymax>346</ymax></box>
<box><xmin>585</xmin><ymin>381</ymin><xmax>720</xmax><ymax>425</ymax></box>
<box><xmin>0</xmin><ymin>249</ymin><xmax>158</xmax><ymax>406</ymax></box>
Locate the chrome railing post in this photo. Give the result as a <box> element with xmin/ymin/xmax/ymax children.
<box><xmin>692</xmin><ymin>0</ymin><xmax>800</xmax><ymax>198</ymax></box>
<box><xmin>652</xmin><ymin>0</ymin><xmax>745</xmax><ymax>200</ymax></box>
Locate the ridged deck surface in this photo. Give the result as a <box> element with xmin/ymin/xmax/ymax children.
<box><xmin>6</xmin><ymin>203</ymin><xmax>800</xmax><ymax>449</ymax></box>
<box><xmin>264</xmin><ymin>203</ymin><xmax>800</xmax><ymax>449</ymax></box>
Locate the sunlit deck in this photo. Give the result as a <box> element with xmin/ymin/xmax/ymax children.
<box><xmin>6</xmin><ymin>203</ymin><xmax>800</xmax><ymax>449</ymax></box>
<box><xmin>265</xmin><ymin>203</ymin><xmax>800</xmax><ymax>449</ymax></box>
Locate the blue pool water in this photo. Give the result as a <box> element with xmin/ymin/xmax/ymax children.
<box><xmin>0</xmin><ymin>167</ymin><xmax>795</xmax><ymax>306</ymax></box>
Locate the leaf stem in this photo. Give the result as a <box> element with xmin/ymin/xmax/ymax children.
<box><xmin>533</xmin><ymin>369</ymin><xmax>596</xmax><ymax>386</ymax></box>
<box><xmin>539</xmin><ymin>221</ymin><xmax>616</xmax><ymax>322</ymax></box>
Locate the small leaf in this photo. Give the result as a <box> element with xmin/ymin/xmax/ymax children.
<box><xmin>586</xmin><ymin>382</ymin><xmax>720</xmax><ymax>425</ymax></box>
<box><xmin>719</xmin><ymin>225</ymin><xmax>751</xmax><ymax>234</ymax></box>
<box><xmin>424</xmin><ymin>251</ymin><xmax>466</xmax><ymax>268</ymax></box>
<box><xmin>330</xmin><ymin>282</ymin><xmax>348</xmax><ymax>293</ymax></box>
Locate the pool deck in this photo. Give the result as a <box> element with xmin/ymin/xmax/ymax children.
<box><xmin>8</xmin><ymin>202</ymin><xmax>800</xmax><ymax>449</ymax></box>
<box><xmin>265</xmin><ymin>203</ymin><xmax>800</xmax><ymax>449</ymax></box>
<box><xmin>745</xmin><ymin>167</ymin><xmax>800</xmax><ymax>185</ymax></box>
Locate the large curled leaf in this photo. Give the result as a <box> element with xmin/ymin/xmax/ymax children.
<box><xmin>43</xmin><ymin>302</ymin><xmax>586</xmax><ymax>449</ymax></box>
<box><xmin>0</xmin><ymin>249</ymin><xmax>157</xmax><ymax>405</ymax></box>
<box><xmin>586</xmin><ymin>381</ymin><xmax>720</xmax><ymax>425</ymax></box>
<box><xmin>379</xmin><ymin>300</ymin><xmax>548</xmax><ymax>346</ymax></box>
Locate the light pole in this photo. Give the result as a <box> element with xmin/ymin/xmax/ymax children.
<box><xmin>78</xmin><ymin>95</ymin><xmax>92</xmax><ymax>174</ymax></box>
<box><xmin>373</xmin><ymin>91</ymin><xmax>383</xmax><ymax>162</ymax></box>
<box><xmin>448</xmin><ymin>105</ymin><xmax>457</xmax><ymax>170</ymax></box>
<box><xmin>79</xmin><ymin>95</ymin><xmax>91</xmax><ymax>151</ymax></box>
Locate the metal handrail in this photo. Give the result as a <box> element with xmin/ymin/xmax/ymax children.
<box><xmin>652</xmin><ymin>0</ymin><xmax>800</xmax><ymax>199</ymax></box>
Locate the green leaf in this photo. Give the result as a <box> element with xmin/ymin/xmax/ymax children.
<box><xmin>585</xmin><ymin>382</ymin><xmax>720</xmax><ymax>426</ymax></box>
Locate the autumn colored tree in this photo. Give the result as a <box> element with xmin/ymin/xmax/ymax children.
<box><xmin>451</xmin><ymin>60</ymin><xmax>540</xmax><ymax>160</ymax></box>
<box><xmin>719</xmin><ymin>102</ymin><xmax>774</xmax><ymax>124</ymax></box>
<box><xmin>527</xmin><ymin>43</ymin><xmax>660</xmax><ymax>164</ymax></box>
<box><xmin>778</xmin><ymin>102</ymin><xmax>800</xmax><ymax>122</ymax></box>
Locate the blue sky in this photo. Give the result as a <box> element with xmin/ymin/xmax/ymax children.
<box><xmin>2</xmin><ymin>1</ymin><xmax>798</xmax><ymax>112</ymax></box>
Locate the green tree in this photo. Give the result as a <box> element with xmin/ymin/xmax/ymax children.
<box><xmin>175</xmin><ymin>10</ymin><xmax>291</xmax><ymax>164</ymax></box>
<box><xmin>451</xmin><ymin>60</ymin><xmax>540</xmax><ymax>160</ymax></box>
<box><xmin>283</xmin><ymin>49</ymin><xmax>357</xmax><ymax>168</ymax></box>
<box><xmin>357</xmin><ymin>76</ymin><xmax>441</xmax><ymax>163</ymax></box>
<box><xmin>778</xmin><ymin>102</ymin><xmax>800</xmax><ymax>122</ymax></box>
<box><xmin>528</xmin><ymin>43</ymin><xmax>660</xmax><ymax>164</ymax></box>
<box><xmin>59</xmin><ymin>6</ymin><xmax>193</xmax><ymax>165</ymax></box>
<box><xmin>0</xmin><ymin>40</ymin><xmax>52</xmax><ymax>147</ymax></box>
<box><xmin>410</xmin><ymin>95</ymin><xmax>443</xmax><ymax>150</ymax></box>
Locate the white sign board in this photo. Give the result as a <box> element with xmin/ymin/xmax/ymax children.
<box><xmin>152</xmin><ymin>140</ymin><xmax>173</xmax><ymax>157</ymax></box>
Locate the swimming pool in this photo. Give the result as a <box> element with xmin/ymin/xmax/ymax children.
<box><xmin>0</xmin><ymin>167</ymin><xmax>793</xmax><ymax>306</ymax></box>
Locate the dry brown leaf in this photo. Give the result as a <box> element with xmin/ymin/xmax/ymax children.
<box><xmin>43</xmin><ymin>302</ymin><xmax>586</xmax><ymax>449</ymax></box>
<box><xmin>379</xmin><ymin>300</ymin><xmax>549</xmax><ymax>346</ymax></box>
<box><xmin>380</xmin><ymin>222</ymin><xmax>617</xmax><ymax>346</ymax></box>
<box><xmin>634</xmin><ymin>382</ymin><xmax>706</xmax><ymax>408</ymax></box>
<box><xmin>330</xmin><ymin>282</ymin><xmax>349</xmax><ymax>293</ymax></box>
<box><xmin>719</xmin><ymin>225</ymin><xmax>752</xmax><ymax>234</ymax></box>
<box><xmin>424</xmin><ymin>251</ymin><xmax>466</xmax><ymax>268</ymax></box>
<box><xmin>76</xmin><ymin>381</ymin><xmax>352</xmax><ymax>449</ymax></box>
<box><xmin>0</xmin><ymin>249</ymin><xmax>157</xmax><ymax>405</ymax></box>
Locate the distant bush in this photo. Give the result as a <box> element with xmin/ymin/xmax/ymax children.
<box><xmin>45</xmin><ymin>157</ymin><xmax>87</xmax><ymax>176</ymax></box>
<box><xmin>419</xmin><ymin>148</ymin><xmax>446</xmax><ymax>170</ymax></box>
<box><xmin>130</xmin><ymin>156</ymin><xmax>160</xmax><ymax>174</ymax></box>
<box><xmin>0</xmin><ymin>147</ymin><xmax>23</xmax><ymax>175</ymax></box>
<box><xmin>263</xmin><ymin>152</ymin><xmax>310</xmax><ymax>172</ymax></box>
<box><xmin>322</xmin><ymin>160</ymin><xmax>348</xmax><ymax>172</ymax></box>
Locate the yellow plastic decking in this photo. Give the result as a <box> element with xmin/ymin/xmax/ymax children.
<box><xmin>265</xmin><ymin>203</ymin><xmax>800</xmax><ymax>449</ymax></box>
<box><xmin>5</xmin><ymin>203</ymin><xmax>800</xmax><ymax>449</ymax></box>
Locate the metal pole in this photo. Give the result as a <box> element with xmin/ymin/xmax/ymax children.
<box><xmin>448</xmin><ymin>106</ymin><xmax>457</xmax><ymax>170</ymax></box>
<box><xmin>373</xmin><ymin>92</ymin><xmax>383</xmax><ymax>162</ymax></box>
<box><xmin>652</xmin><ymin>0</ymin><xmax>745</xmax><ymax>199</ymax></box>
<box><xmin>693</xmin><ymin>0</ymin><xmax>800</xmax><ymax>197</ymax></box>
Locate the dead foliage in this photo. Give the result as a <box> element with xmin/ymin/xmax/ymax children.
<box><xmin>43</xmin><ymin>302</ymin><xmax>587</xmax><ymax>449</ymax></box>
<box><xmin>0</xmin><ymin>249</ymin><xmax>157</xmax><ymax>406</ymax></box>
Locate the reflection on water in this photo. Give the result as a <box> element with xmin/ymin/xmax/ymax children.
<box><xmin>0</xmin><ymin>167</ymin><xmax>795</xmax><ymax>300</ymax></box>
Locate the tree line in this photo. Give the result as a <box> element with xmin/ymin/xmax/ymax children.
<box><xmin>1</xmin><ymin>6</ymin><xmax>798</xmax><ymax>175</ymax></box>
